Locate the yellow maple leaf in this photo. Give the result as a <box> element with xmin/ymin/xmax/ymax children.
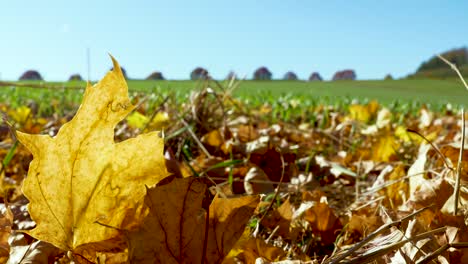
<box><xmin>348</xmin><ymin>104</ymin><xmax>371</xmax><ymax>123</ymax></box>
<box><xmin>127</xmin><ymin>111</ymin><xmax>170</xmax><ymax>131</ymax></box>
<box><xmin>126</xmin><ymin>111</ymin><xmax>148</xmax><ymax>129</ymax></box>
<box><xmin>373</xmin><ymin>133</ymin><xmax>399</xmax><ymax>162</ymax></box>
<box><xmin>8</xmin><ymin>106</ymin><xmax>32</xmax><ymax>125</ymax></box>
<box><xmin>348</xmin><ymin>100</ymin><xmax>380</xmax><ymax>124</ymax></box>
<box><xmin>16</xmin><ymin>56</ymin><xmax>168</xmax><ymax>251</ymax></box>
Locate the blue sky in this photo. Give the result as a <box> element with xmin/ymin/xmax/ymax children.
<box><xmin>0</xmin><ymin>0</ymin><xmax>467</xmax><ymax>81</ymax></box>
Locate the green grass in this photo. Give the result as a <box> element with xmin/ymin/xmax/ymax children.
<box><xmin>0</xmin><ymin>78</ymin><xmax>466</xmax><ymax>116</ymax></box>
<box><xmin>144</xmin><ymin>79</ymin><xmax>467</xmax><ymax>103</ymax></box>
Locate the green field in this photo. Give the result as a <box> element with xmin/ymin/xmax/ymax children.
<box><xmin>127</xmin><ymin>78</ymin><xmax>468</xmax><ymax>105</ymax></box>
<box><xmin>1</xmin><ymin>78</ymin><xmax>466</xmax><ymax>117</ymax></box>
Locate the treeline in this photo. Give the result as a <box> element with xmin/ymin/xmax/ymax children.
<box><xmin>17</xmin><ymin>68</ymin><xmax>358</xmax><ymax>82</ymax></box>
<box><xmin>16</xmin><ymin>47</ymin><xmax>467</xmax><ymax>82</ymax></box>
<box><xmin>408</xmin><ymin>47</ymin><xmax>468</xmax><ymax>79</ymax></box>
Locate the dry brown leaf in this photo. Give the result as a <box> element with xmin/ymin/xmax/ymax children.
<box><xmin>250</xmin><ymin>148</ymin><xmax>297</xmax><ymax>183</ymax></box>
<box><xmin>244</xmin><ymin>166</ymin><xmax>274</xmax><ymax>195</ymax></box>
<box><xmin>237</xmin><ymin>125</ymin><xmax>260</xmax><ymax>142</ymax></box>
<box><xmin>223</xmin><ymin>231</ymin><xmax>286</xmax><ymax>263</ymax></box>
<box><xmin>0</xmin><ymin>205</ymin><xmax>12</xmax><ymax>261</ymax></box>
<box><xmin>304</xmin><ymin>201</ymin><xmax>342</xmax><ymax>245</ymax></box>
<box><xmin>129</xmin><ymin>177</ymin><xmax>207</xmax><ymax>263</ymax></box>
<box><xmin>16</xmin><ymin>57</ymin><xmax>168</xmax><ymax>251</ymax></box>
<box><xmin>206</xmin><ymin>194</ymin><xmax>259</xmax><ymax>263</ymax></box>
<box><xmin>7</xmin><ymin>233</ymin><xmax>62</xmax><ymax>264</ymax></box>
<box><xmin>346</xmin><ymin>214</ymin><xmax>382</xmax><ymax>242</ymax></box>
<box><xmin>262</xmin><ymin>198</ymin><xmax>294</xmax><ymax>238</ymax></box>
<box><xmin>441</xmin><ymin>145</ymin><xmax>468</xmax><ymax>180</ymax></box>
<box><xmin>129</xmin><ymin>177</ymin><xmax>258</xmax><ymax>263</ymax></box>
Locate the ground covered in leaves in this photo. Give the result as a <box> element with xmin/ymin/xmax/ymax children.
<box><xmin>0</xmin><ymin>62</ymin><xmax>467</xmax><ymax>263</ymax></box>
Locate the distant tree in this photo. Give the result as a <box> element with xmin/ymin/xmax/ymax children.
<box><xmin>110</xmin><ymin>66</ymin><xmax>128</xmax><ymax>79</ymax></box>
<box><xmin>332</xmin><ymin>69</ymin><xmax>356</xmax><ymax>81</ymax></box>
<box><xmin>226</xmin><ymin>71</ymin><xmax>238</xmax><ymax>80</ymax></box>
<box><xmin>68</xmin><ymin>74</ymin><xmax>83</xmax><ymax>81</ymax></box>
<box><xmin>283</xmin><ymin>71</ymin><xmax>298</xmax><ymax>80</ymax></box>
<box><xmin>19</xmin><ymin>70</ymin><xmax>43</xmax><ymax>81</ymax></box>
<box><xmin>308</xmin><ymin>72</ymin><xmax>323</xmax><ymax>81</ymax></box>
<box><xmin>418</xmin><ymin>47</ymin><xmax>467</xmax><ymax>71</ymax></box>
<box><xmin>384</xmin><ymin>74</ymin><xmax>393</xmax><ymax>80</ymax></box>
<box><xmin>408</xmin><ymin>47</ymin><xmax>468</xmax><ymax>79</ymax></box>
<box><xmin>146</xmin><ymin>71</ymin><xmax>165</xmax><ymax>80</ymax></box>
<box><xmin>253</xmin><ymin>67</ymin><xmax>272</xmax><ymax>80</ymax></box>
<box><xmin>190</xmin><ymin>67</ymin><xmax>209</xmax><ymax>80</ymax></box>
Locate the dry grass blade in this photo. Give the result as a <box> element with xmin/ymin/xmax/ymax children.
<box><xmin>437</xmin><ymin>54</ymin><xmax>468</xmax><ymax>91</ymax></box>
<box><xmin>437</xmin><ymin>54</ymin><xmax>467</xmax><ymax>216</ymax></box>
<box><xmin>180</xmin><ymin>118</ymin><xmax>212</xmax><ymax>158</ymax></box>
<box><xmin>344</xmin><ymin>227</ymin><xmax>447</xmax><ymax>264</ymax></box>
<box><xmin>417</xmin><ymin>242</ymin><xmax>468</xmax><ymax>264</ymax></box>
<box><xmin>327</xmin><ymin>206</ymin><xmax>430</xmax><ymax>264</ymax></box>
<box><xmin>406</xmin><ymin>129</ymin><xmax>453</xmax><ymax>170</ymax></box>
<box><xmin>454</xmin><ymin>108</ymin><xmax>465</xmax><ymax>215</ymax></box>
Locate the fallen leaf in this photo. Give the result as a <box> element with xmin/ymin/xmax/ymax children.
<box><xmin>304</xmin><ymin>200</ymin><xmax>342</xmax><ymax>245</ymax></box>
<box><xmin>224</xmin><ymin>231</ymin><xmax>286</xmax><ymax>263</ymax></box>
<box><xmin>262</xmin><ymin>198</ymin><xmax>294</xmax><ymax>238</ymax></box>
<box><xmin>129</xmin><ymin>177</ymin><xmax>207</xmax><ymax>263</ymax></box>
<box><xmin>382</xmin><ymin>164</ymin><xmax>408</xmax><ymax>208</ymax></box>
<box><xmin>237</xmin><ymin>125</ymin><xmax>259</xmax><ymax>142</ymax></box>
<box><xmin>129</xmin><ymin>177</ymin><xmax>258</xmax><ymax>263</ymax></box>
<box><xmin>348</xmin><ymin>104</ymin><xmax>371</xmax><ymax>123</ymax></box>
<box><xmin>0</xmin><ymin>205</ymin><xmax>13</xmax><ymax>261</ymax></box>
<box><xmin>206</xmin><ymin>194</ymin><xmax>259</xmax><ymax>263</ymax></box>
<box><xmin>244</xmin><ymin>166</ymin><xmax>275</xmax><ymax>195</ymax></box>
<box><xmin>408</xmin><ymin>144</ymin><xmax>430</xmax><ymax>199</ymax></box>
<box><xmin>8</xmin><ymin>106</ymin><xmax>32</xmax><ymax>126</ymax></box>
<box><xmin>372</xmin><ymin>132</ymin><xmax>399</xmax><ymax>162</ymax></box>
<box><xmin>126</xmin><ymin>111</ymin><xmax>148</xmax><ymax>129</ymax></box>
<box><xmin>16</xmin><ymin>57</ymin><xmax>168</xmax><ymax>251</ymax></box>
<box><xmin>7</xmin><ymin>232</ymin><xmax>62</xmax><ymax>264</ymax></box>
<box><xmin>150</xmin><ymin>111</ymin><xmax>170</xmax><ymax>131</ymax></box>
<box><xmin>202</xmin><ymin>129</ymin><xmax>224</xmax><ymax>148</ymax></box>
<box><xmin>347</xmin><ymin>214</ymin><xmax>382</xmax><ymax>242</ymax></box>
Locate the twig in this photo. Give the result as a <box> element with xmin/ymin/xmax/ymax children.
<box><xmin>454</xmin><ymin>108</ymin><xmax>465</xmax><ymax>215</ymax></box>
<box><xmin>265</xmin><ymin>225</ymin><xmax>280</xmax><ymax>244</ymax></box>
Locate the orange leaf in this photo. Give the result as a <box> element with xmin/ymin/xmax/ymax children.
<box><xmin>304</xmin><ymin>202</ymin><xmax>342</xmax><ymax>244</ymax></box>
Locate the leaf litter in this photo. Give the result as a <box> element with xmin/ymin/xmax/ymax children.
<box><xmin>0</xmin><ymin>56</ymin><xmax>465</xmax><ymax>263</ymax></box>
